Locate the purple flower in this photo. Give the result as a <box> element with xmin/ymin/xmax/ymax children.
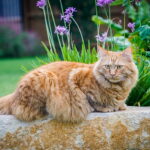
<box><xmin>64</xmin><ymin>7</ymin><xmax>77</xmax><ymax>15</ymax></box>
<box><xmin>96</xmin><ymin>0</ymin><xmax>114</xmax><ymax>7</ymax></box>
<box><xmin>61</xmin><ymin>14</ymin><xmax>72</xmax><ymax>23</ymax></box>
<box><xmin>96</xmin><ymin>32</ymin><xmax>108</xmax><ymax>42</ymax></box>
<box><xmin>61</xmin><ymin>7</ymin><xmax>77</xmax><ymax>23</ymax></box>
<box><xmin>54</xmin><ymin>26</ymin><xmax>69</xmax><ymax>35</ymax></box>
<box><xmin>36</xmin><ymin>0</ymin><xmax>46</xmax><ymax>9</ymax></box>
<box><xmin>128</xmin><ymin>22</ymin><xmax>135</xmax><ymax>32</ymax></box>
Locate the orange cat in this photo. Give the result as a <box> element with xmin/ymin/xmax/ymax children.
<box><xmin>0</xmin><ymin>47</ymin><xmax>138</xmax><ymax>122</ymax></box>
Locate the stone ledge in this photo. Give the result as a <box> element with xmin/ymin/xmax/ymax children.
<box><xmin>0</xmin><ymin>106</ymin><xmax>150</xmax><ymax>150</ymax></box>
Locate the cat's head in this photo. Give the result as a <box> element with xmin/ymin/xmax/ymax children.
<box><xmin>94</xmin><ymin>46</ymin><xmax>138</xmax><ymax>85</ymax></box>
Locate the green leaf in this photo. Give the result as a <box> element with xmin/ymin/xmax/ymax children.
<box><xmin>125</xmin><ymin>5</ymin><xmax>137</xmax><ymax>21</ymax></box>
<box><xmin>92</xmin><ymin>16</ymin><xmax>123</xmax><ymax>31</ymax></box>
<box><xmin>127</xmin><ymin>56</ymin><xmax>150</xmax><ymax>106</ymax></box>
<box><xmin>140</xmin><ymin>90</ymin><xmax>150</xmax><ymax>106</ymax></box>
<box><xmin>20</xmin><ymin>65</ymin><xmax>29</xmax><ymax>73</ymax></box>
<box><xmin>115</xmin><ymin>30</ymin><xmax>129</xmax><ymax>36</ymax></box>
<box><xmin>106</xmin><ymin>36</ymin><xmax>131</xmax><ymax>50</ymax></box>
<box><xmin>136</xmin><ymin>25</ymin><xmax>150</xmax><ymax>40</ymax></box>
<box><xmin>111</xmin><ymin>0</ymin><xmax>123</xmax><ymax>6</ymax></box>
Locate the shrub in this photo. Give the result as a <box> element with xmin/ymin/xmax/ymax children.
<box><xmin>0</xmin><ymin>26</ymin><xmax>43</xmax><ymax>58</ymax></box>
<box><xmin>127</xmin><ymin>55</ymin><xmax>150</xmax><ymax>106</ymax></box>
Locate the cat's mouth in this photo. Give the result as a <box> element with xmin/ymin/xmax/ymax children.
<box><xmin>108</xmin><ymin>79</ymin><xmax>122</xmax><ymax>83</ymax></box>
<box><xmin>103</xmin><ymin>76</ymin><xmax>119</xmax><ymax>83</ymax></box>
<box><xmin>104</xmin><ymin>75</ymin><xmax>125</xmax><ymax>83</ymax></box>
<box><xmin>107</xmin><ymin>76</ymin><xmax>126</xmax><ymax>83</ymax></box>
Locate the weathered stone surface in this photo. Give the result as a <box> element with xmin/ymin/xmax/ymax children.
<box><xmin>0</xmin><ymin>107</ymin><xmax>150</xmax><ymax>150</ymax></box>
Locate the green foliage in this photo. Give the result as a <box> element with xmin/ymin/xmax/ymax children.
<box><xmin>136</xmin><ymin>25</ymin><xmax>150</xmax><ymax>40</ymax></box>
<box><xmin>92</xmin><ymin>16</ymin><xmax>130</xmax><ymax>50</ymax></box>
<box><xmin>124</xmin><ymin>0</ymin><xmax>150</xmax><ymax>26</ymax></box>
<box><xmin>42</xmin><ymin>42</ymin><xmax>97</xmax><ymax>64</ymax></box>
<box><xmin>92</xmin><ymin>15</ymin><xmax>123</xmax><ymax>31</ymax></box>
<box><xmin>124</xmin><ymin>0</ymin><xmax>150</xmax><ymax>52</ymax></box>
<box><xmin>127</xmin><ymin>56</ymin><xmax>150</xmax><ymax>106</ymax></box>
<box><xmin>111</xmin><ymin>0</ymin><xmax>123</xmax><ymax>6</ymax></box>
<box><xmin>106</xmin><ymin>36</ymin><xmax>130</xmax><ymax>50</ymax></box>
<box><xmin>125</xmin><ymin>5</ymin><xmax>137</xmax><ymax>21</ymax></box>
<box><xmin>129</xmin><ymin>25</ymin><xmax>150</xmax><ymax>53</ymax></box>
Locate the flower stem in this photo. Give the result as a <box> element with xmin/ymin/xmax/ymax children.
<box><xmin>59</xmin><ymin>0</ymin><xmax>64</xmax><ymax>14</ymax></box>
<box><xmin>67</xmin><ymin>23</ymin><xmax>71</xmax><ymax>50</ymax></box>
<box><xmin>43</xmin><ymin>8</ymin><xmax>52</xmax><ymax>51</ymax></box>
<box><xmin>123</xmin><ymin>10</ymin><xmax>126</xmax><ymax>49</ymax></box>
<box><xmin>48</xmin><ymin>0</ymin><xmax>62</xmax><ymax>49</ymax></box>
<box><xmin>45</xmin><ymin>6</ymin><xmax>56</xmax><ymax>52</ymax></box>
<box><xmin>61</xmin><ymin>36</ymin><xmax>65</xmax><ymax>46</ymax></box>
<box><xmin>108</xmin><ymin>6</ymin><xmax>114</xmax><ymax>50</ymax></box>
<box><xmin>59</xmin><ymin>0</ymin><xmax>67</xmax><ymax>27</ymax></box>
<box><xmin>104</xmin><ymin>7</ymin><xmax>113</xmax><ymax>50</ymax></box>
<box><xmin>95</xmin><ymin>0</ymin><xmax>99</xmax><ymax>34</ymax></box>
<box><xmin>95</xmin><ymin>0</ymin><xmax>100</xmax><ymax>48</ymax></box>
<box><xmin>71</xmin><ymin>17</ymin><xmax>85</xmax><ymax>44</ymax></box>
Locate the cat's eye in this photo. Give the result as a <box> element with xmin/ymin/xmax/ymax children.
<box><xmin>105</xmin><ymin>65</ymin><xmax>110</xmax><ymax>69</ymax></box>
<box><xmin>116</xmin><ymin>65</ymin><xmax>122</xmax><ymax>69</ymax></box>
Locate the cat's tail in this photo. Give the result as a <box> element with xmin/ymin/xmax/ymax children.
<box><xmin>0</xmin><ymin>93</ymin><xmax>14</xmax><ymax>114</ymax></box>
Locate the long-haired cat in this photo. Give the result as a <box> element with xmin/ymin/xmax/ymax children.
<box><xmin>0</xmin><ymin>47</ymin><xmax>138</xmax><ymax>122</ymax></box>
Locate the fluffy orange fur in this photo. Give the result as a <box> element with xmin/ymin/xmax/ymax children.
<box><xmin>0</xmin><ymin>47</ymin><xmax>138</xmax><ymax>122</ymax></box>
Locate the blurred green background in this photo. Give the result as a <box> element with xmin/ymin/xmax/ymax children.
<box><xmin>0</xmin><ymin>58</ymin><xmax>35</xmax><ymax>96</ymax></box>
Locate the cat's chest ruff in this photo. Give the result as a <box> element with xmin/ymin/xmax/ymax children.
<box><xmin>87</xmin><ymin>83</ymin><xmax>126</xmax><ymax>105</ymax></box>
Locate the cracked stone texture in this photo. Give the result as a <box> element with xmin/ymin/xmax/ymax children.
<box><xmin>0</xmin><ymin>106</ymin><xmax>150</xmax><ymax>150</ymax></box>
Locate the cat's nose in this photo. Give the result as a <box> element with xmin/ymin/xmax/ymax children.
<box><xmin>110</xmin><ymin>71</ymin><xmax>116</xmax><ymax>76</ymax></box>
<box><xmin>111</xmin><ymin>73</ymin><xmax>115</xmax><ymax>75</ymax></box>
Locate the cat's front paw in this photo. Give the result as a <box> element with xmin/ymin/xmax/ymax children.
<box><xmin>96</xmin><ymin>106</ymin><xmax>116</xmax><ymax>113</ymax></box>
<box><xmin>118</xmin><ymin>103</ymin><xmax>127</xmax><ymax>110</ymax></box>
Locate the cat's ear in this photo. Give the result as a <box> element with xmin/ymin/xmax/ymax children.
<box><xmin>122</xmin><ymin>47</ymin><xmax>133</xmax><ymax>61</ymax></box>
<box><xmin>97</xmin><ymin>46</ymin><xmax>108</xmax><ymax>58</ymax></box>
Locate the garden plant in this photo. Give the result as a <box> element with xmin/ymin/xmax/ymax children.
<box><xmin>36</xmin><ymin>0</ymin><xmax>150</xmax><ymax>106</ymax></box>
